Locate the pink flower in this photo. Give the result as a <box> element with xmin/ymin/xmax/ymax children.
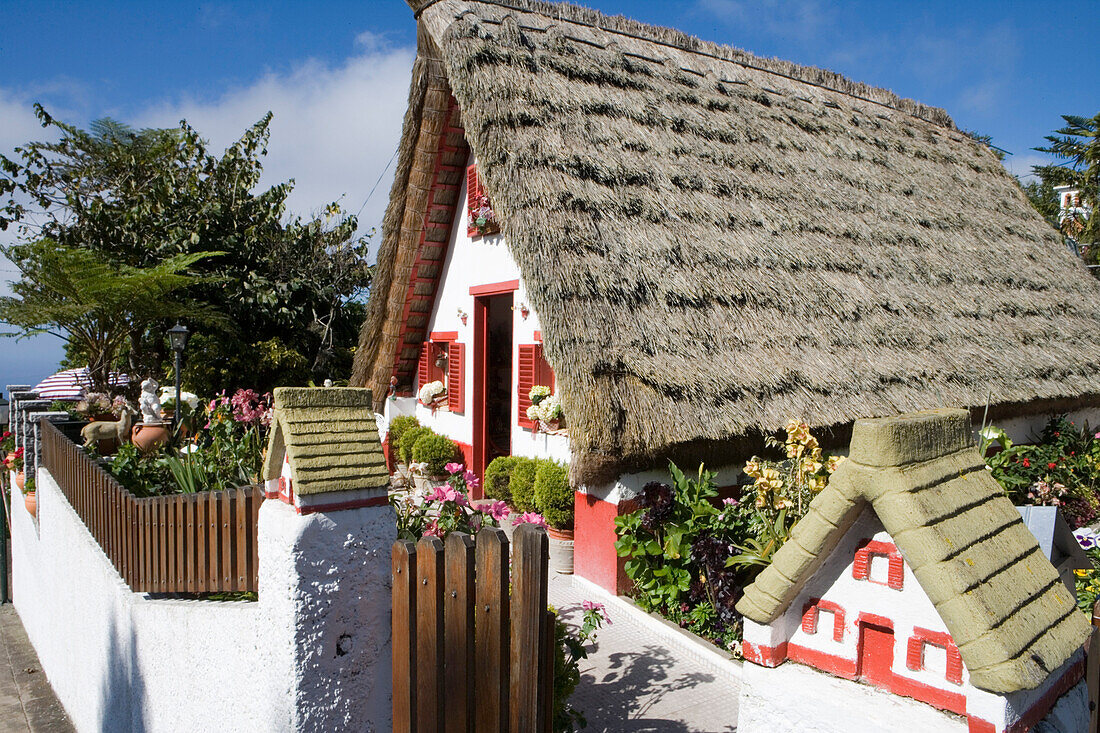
<box><xmin>463</xmin><ymin>470</ymin><xmax>480</xmax><ymax>491</ymax></box>
<box><xmin>514</xmin><ymin>512</ymin><xmax>548</xmax><ymax>529</ymax></box>
<box><xmin>423</xmin><ymin>519</ymin><xmax>443</xmax><ymax>537</ymax></box>
<box><xmin>581</xmin><ymin>600</ymin><xmax>612</xmax><ymax>625</ymax></box>
<box><xmin>428</xmin><ymin>485</ymin><xmax>468</xmax><ymax>507</ymax></box>
<box><xmin>445</xmin><ymin>462</ymin><xmax>465</xmax><ymax>475</ymax></box>
<box><xmin>722</xmin><ymin>497</ymin><xmax>738</xmax><ymax>506</ymax></box>
<box><xmin>488</xmin><ymin>501</ymin><xmax>511</xmax><ymax>522</ymax></box>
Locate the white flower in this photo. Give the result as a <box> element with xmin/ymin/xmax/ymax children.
<box><xmin>159</xmin><ymin>388</ymin><xmax>200</xmax><ymax>410</ymax></box>
<box><xmin>418</xmin><ymin>380</ymin><xmax>445</xmax><ymax>404</ymax></box>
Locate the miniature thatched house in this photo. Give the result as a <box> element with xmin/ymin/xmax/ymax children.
<box><xmin>262</xmin><ymin>388</ymin><xmax>390</xmax><ymax>514</ymax></box>
<box><xmin>351</xmin><ymin>0</ymin><xmax>1100</xmax><ymax>589</ymax></box>
<box><xmin>737</xmin><ymin>410</ymin><xmax>1090</xmax><ymax>732</ymax></box>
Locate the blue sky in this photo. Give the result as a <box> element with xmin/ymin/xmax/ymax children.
<box><xmin>1</xmin><ymin>0</ymin><xmax>1097</xmax><ymax>393</ymax></box>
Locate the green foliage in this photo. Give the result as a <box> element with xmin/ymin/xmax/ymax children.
<box><xmin>1075</xmin><ymin>545</ymin><xmax>1100</xmax><ymax>615</ymax></box>
<box><xmin>614</xmin><ymin>463</ymin><xmax>747</xmax><ymax>650</ymax></box>
<box><xmin>411</xmin><ymin>432</ymin><xmax>459</xmax><ymax>477</ymax></box>
<box><xmin>550</xmin><ymin>603</ymin><xmax>608</xmax><ymax>733</ymax></box>
<box><xmin>484</xmin><ymin>456</ymin><xmax>519</xmax><ymax>503</ymax></box>
<box><xmin>386</xmin><ymin>416</ymin><xmax>420</xmax><ymax>459</ymax></box>
<box><xmin>399</xmin><ymin>426</ymin><xmax>432</xmax><ymax>466</ymax></box>
<box><xmin>534</xmin><ymin>460</ymin><xmax>573</xmax><ymax>530</ymax></box>
<box><xmin>0</xmin><ymin>241</ymin><xmax>218</xmax><ymax>394</ymax></box>
<box><xmin>0</xmin><ymin>107</ymin><xmax>373</xmax><ymax>394</ymax></box>
<box><xmin>508</xmin><ymin>458</ymin><xmax>539</xmax><ymax>512</ymax></box>
<box><xmin>980</xmin><ymin>416</ymin><xmax>1100</xmax><ymax>527</ymax></box>
<box><xmin>1029</xmin><ymin>112</ymin><xmax>1099</xmax><ymax>245</ymax></box>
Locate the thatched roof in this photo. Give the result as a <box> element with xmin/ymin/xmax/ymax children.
<box><xmin>352</xmin><ymin>0</ymin><xmax>1100</xmax><ymax>485</ymax></box>
<box><xmin>737</xmin><ymin>410</ymin><xmax>1090</xmax><ymax>694</ymax></box>
<box><xmin>262</xmin><ymin>388</ymin><xmax>388</xmax><ymax>495</ymax></box>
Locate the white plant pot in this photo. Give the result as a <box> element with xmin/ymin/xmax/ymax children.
<box><xmin>547</xmin><ymin>531</ymin><xmax>574</xmax><ymax>575</ymax></box>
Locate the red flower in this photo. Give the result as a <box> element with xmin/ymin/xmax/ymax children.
<box><xmin>1022</xmin><ymin>458</ymin><xmax>1031</xmax><ymax>468</ymax></box>
<box><xmin>1048</xmin><ymin>462</ymin><xmax>1057</xmax><ymax>470</ymax></box>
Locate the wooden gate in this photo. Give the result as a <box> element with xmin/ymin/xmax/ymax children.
<box><xmin>392</xmin><ymin>524</ymin><xmax>554</xmax><ymax>733</ymax></box>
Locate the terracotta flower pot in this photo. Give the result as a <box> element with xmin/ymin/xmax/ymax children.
<box><xmin>24</xmin><ymin>491</ymin><xmax>36</xmax><ymax>518</ymax></box>
<box><xmin>15</xmin><ymin>470</ymin><xmax>25</xmax><ymax>492</ymax></box>
<box><xmin>547</xmin><ymin>526</ymin><xmax>574</xmax><ymax>575</ymax></box>
<box><xmin>131</xmin><ymin>422</ymin><xmax>170</xmax><ymax>453</ymax></box>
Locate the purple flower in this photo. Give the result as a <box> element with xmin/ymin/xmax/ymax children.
<box><xmin>1075</xmin><ymin>528</ymin><xmax>1097</xmax><ymax>550</ymax></box>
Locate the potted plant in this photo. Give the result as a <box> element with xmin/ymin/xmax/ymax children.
<box><xmin>526</xmin><ymin>386</ymin><xmax>565</xmax><ymax>433</ymax></box>
<box><xmin>399</xmin><ymin>425</ymin><xmax>433</xmax><ymax>484</ymax></box>
<box><xmin>411</xmin><ymin>433</ymin><xmax>460</xmax><ymax>492</ymax></box>
<box><xmin>6</xmin><ymin>446</ymin><xmax>26</xmax><ymax>492</ymax></box>
<box><xmin>386</xmin><ymin>415</ymin><xmax>421</xmax><ymax>477</ymax></box>
<box><xmin>534</xmin><ymin>460</ymin><xmax>574</xmax><ymax>574</ymax></box>
<box><xmin>22</xmin><ymin>475</ymin><xmax>36</xmax><ymax>517</ymax></box>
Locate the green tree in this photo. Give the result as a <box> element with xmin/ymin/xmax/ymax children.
<box><xmin>1030</xmin><ymin>113</ymin><xmax>1099</xmax><ymax>246</ymax></box>
<box><xmin>0</xmin><ymin>106</ymin><xmax>373</xmax><ymax>394</ymax></box>
<box><xmin>0</xmin><ymin>241</ymin><xmax>217</xmax><ymax>393</ymax></box>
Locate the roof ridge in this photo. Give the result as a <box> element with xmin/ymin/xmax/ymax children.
<box><xmin>425</xmin><ymin>0</ymin><xmax>956</xmax><ymax>129</ymax></box>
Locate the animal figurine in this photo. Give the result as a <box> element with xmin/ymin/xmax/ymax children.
<box><xmin>138</xmin><ymin>378</ymin><xmax>162</xmax><ymax>424</ymax></box>
<box><xmin>80</xmin><ymin>408</ymin><xmax>132</xmax><ymax>449</ymax></box>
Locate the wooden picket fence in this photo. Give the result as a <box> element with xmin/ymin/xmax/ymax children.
<box><xmin>39</xmin><ymin>418</ymin><xmax>262</xmax><ymax>594</ymax></box>
<box><xmin>392</xmin><ymin>524</ymin><xmax>555</xmax><ymax>733</ymax></box>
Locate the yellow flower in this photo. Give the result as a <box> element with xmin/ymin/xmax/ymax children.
<box><xmin>744</xmin><ymin>459</ymin><xmax>762</xmax><ymax>478</ymax></box>
<box><xmin>827</xmin><ymin>455</ymin><xmax>846</xmax><ymax>473</ymax></box>
<box><xmin>1076</xmin><ymin>569</ymin><xmax>1091</xmax><ymax>578</ymax></box>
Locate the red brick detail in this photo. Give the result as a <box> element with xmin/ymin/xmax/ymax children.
<box><xmin>907</xmin><ymin>627</ymin><xmax>963</xmax><ymax>685</ymax></box>
<box><xmin>853</xmin><ymin>539</ymin><xmax>905</xmax><ymax>589</ymax></box>
<box><xmin>279</xmin><ymin>476</ymin><xmax>294</xmax><ymax>505</ymax></box>
<box><xmin>787</xmin><ymin>643</ymin><xmax>859</xmax><ymax>679</ymax></box>
<box><xmin>1002</xmin><ymin>657</ymin><xmax>1085</xmax><ymax>733</ymax></box>
<box><xmin>447</xmin><ymin>342</ymin><xmax>465</xmax><ymax>414</ymax></box>
<box><xmin>741</xmin><ymin>640</ymin><xmax>789</xmax><ymax>667</ymax></box>
<box><xmin>801</xmin><ymin>598</ymin><xmax>846</xmax><ymax>642</ymax></box>
<box><xmin>468</xmin><ymin>279</ymin><xmax>519</xmax><ymax>296</ymax></box>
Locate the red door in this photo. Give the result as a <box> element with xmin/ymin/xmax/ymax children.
<box><xmin>858</xmin><ymin>621</ymin><xmax>895</xmax><ymax>689</ymax></box>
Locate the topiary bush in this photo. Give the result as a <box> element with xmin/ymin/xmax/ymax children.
<box><xmin>412</xmin><ymin>432</ymin><xmax>460</xmax><ymax>476</ymax></box>
<box><xmin>534</xmin><ymin>460</ymin><xmax>572</xmax><ymax>530</ymax></box>
<box><xmin>387</xmin><ymin>415</ymin><xmax>420</xmax><ymax>460</ymax></box>
<box><xmin>508</xmin><ymin>457</ymin><xmax>539</xmax><ymax>512</ymax></box>
<box><xmin>484</xmin><ymin>455</ymin><xmax>520</xmax><ymax>504</ymax></box>
<box><xmin>400</xmin><ymin>426</ymin><xmax>433</xmax><ymax>466</ymax></box>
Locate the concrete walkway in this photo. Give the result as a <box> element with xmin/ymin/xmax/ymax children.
<box><xmin>549</xmin><ymin>574</ymin><xmax>740</xmax><ymax>732</ymax></box>
<box><xmin>0</xmin><ymin>603</ymin><xmax>74</xmax><ymax>733</ymax></box>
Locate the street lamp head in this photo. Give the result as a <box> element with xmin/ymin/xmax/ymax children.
<box><xmin>168</xmin><ymin>322</ymin><xmax>190</xmax><ymax>353</ymax></box>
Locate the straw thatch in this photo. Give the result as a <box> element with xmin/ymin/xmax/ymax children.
<box><xmin>353</xmin><ymin>0</ymin><xmax>1100</xmax><ymax>485</ymax></box>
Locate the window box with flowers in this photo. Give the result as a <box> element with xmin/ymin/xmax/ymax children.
<box><xmin>466</xmin><ymin>163</ymin><xmax>500</xmax><ymax>237</ymax></box>
<box><xmin>526</xmin><ymin>386</ymin><xmax>566</xmax><ymax>434</ymax></box>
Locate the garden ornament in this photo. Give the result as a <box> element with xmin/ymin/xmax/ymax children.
<box><xmin>139</xmin><ymin>378</ymin><xmax>162</xmax><ymax>424</ymax></box>
<box><xmin>80</xmin><ymin>407</ymin><xmax>132</xmax><ymax>449</ymax></box>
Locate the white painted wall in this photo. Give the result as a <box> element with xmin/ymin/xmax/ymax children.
<box><xmin>403</xmin><ymin>152</ymin><xmax>568</xmax><ymax>464</ymax></box>
<box><xmin>11</xmin><ymin>467</ymin><xmax>393</xmax><ymax>733</ymax></box>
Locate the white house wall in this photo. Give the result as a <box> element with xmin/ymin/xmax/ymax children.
<box><xmin>405</xmin><ymin>153</ymin><xmax>568</xmax><ymax>464</ymax></box>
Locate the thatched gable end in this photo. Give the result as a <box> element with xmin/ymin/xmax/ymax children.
<box><xmin>355</xmin><ymin>0</ymin><xmax>1100</xmax><ymax>484</ymax></box>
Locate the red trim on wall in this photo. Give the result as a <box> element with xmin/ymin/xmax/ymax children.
<box><xmin>429</xmin><ymin>331</ymin><xmax>458</xmax><ymax>342</ymax></box>
<box><xmin>742</xmin><ymin>640</ymin><xmax>789</xmax><ymax>667</ymax></box>
<box><xmin>967</xmin><ymin>718</ymin><xmax>996</xmax><ymax>733</ymax></box>
<box><xmin>574</xmin><ymin>492</ymin><xmax>631</xmax><ymax>593</ymax></box>
<box><xmin>295</xmin><ymin>495</ymin><xmax>389</xmax><ymax>515</ymax></box>
<box><xmin>787</xmin><ymin>643</ymin><xmax>859</xmax><ymax>680</ymax></box>
<box><xmin>890</xmin><ymin>671</ymin><xmax>967</xmax><ymax>716</ymax></box>
<box><xmin>853</xmin><ymin>539</ymin><xmax>905</xmax><ymax>589</ymax></box>
<box><xmin>857</xmin><ymin>612</ymin><xmax>893</xmax><ymax>630</ymax></box>
<box><xmin>469</xmin><ymin>279</ymin><xmax>520</xmax><ymax>296</ymax></box>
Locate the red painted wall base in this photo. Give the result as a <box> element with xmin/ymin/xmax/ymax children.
<box><xmin>573</xmin><ymin>491</ymin><xmax>633</xmax><ymax>593</ymax></box>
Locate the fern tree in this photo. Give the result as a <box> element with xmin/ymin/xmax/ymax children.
<box><xmin>0</xmin><ymin>241</ymin><xmax>219</xmax><ymax>393</ymax></box>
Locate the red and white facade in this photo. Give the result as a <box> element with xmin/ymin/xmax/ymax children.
<box><xmin>738</xmin><ymin>507</ymin><xmax>1088</xmax><ymax>733</ymax></box>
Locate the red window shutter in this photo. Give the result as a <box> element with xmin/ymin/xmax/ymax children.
<box><xmin>467</xmin><ymin>163</ymin><xmax>481</xmax><ymax>237</ymax></box>
<box><xmin>536</xmin><ymin>345</ymin><xmax>555</xmax><ymax>391</ymax></box>
<box><xmin>887</xmin><ymin>555</ymin><xmax>905</xmax><ymax>590</ymax></box>
<box><xmin>447</xmin><ymin>343</ymin><xmax>465</xmax><ymax>414</ymax></box>
<box><xmin>418</xmin><ymin>342</ymin><xmax>431</xmax><ymax>390</ymax></box>
<box><xmin>945</xmin><ymin>643</ymin><xmax>963</xmax><ymax>685</ymax></box>
<box><xmin>852</xmin><ymin>546</ymin><xmax>870</xmax><ymax>580</ymax></box>
<box><xmin>906</xmin><ymin>637</ymin><xmax>924</xmax><ymax>671</ymax></box>
<box><xmin>518</xmin><ymin>344</ymin><xmax>537</xmax><ymax>429</ymax></box>
<box><xmin>801</xmin><ymin>600</ymin><xmax>819</xmax><ymax>634</ymax></box>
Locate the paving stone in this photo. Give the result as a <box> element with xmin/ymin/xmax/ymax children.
<box><xmin>0</xmin><ymin>605</ymin><xmax>74</xmax><ymax>733</ymax></box>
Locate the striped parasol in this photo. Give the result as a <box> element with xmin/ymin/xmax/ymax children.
<box><xmin>32</xmin><ymin>367</ymin><xmax>130</xmax><ymax>400</ymax></box>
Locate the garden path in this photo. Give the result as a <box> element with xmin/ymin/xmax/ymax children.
<box><xmin>549</xmin><ymin>574</ymin><xmax>740</xmax><ymax>732</ymax></box>
<box><xmin>0</xmin><ymin>603</ymin><xmax>73</xmax><ymax>733</ymax></box>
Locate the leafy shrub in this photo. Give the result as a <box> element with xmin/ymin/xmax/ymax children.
<box><xmin>399</xmin><ymin>426</ymin><xmax>433</xmax><ymax>466</ymax></box>
<box><xmin>484</xmin><ymin>455</ymin><xmax>520</xmax><ymax>504</ymax></box>
<box><xmin>412</xmin><ymin>432</ymin><xmax>460</xmax><ymax>476</ymax></box>
<box><xmin>509</xmin><ymin>457</ymin><xmax>539</xmax><ymax>512</ymax></box>
<box><xmin>534</xmin><ymin>461</ymin><xmax>573</xmax><ymax>530</ymax></box>
<box><xmin>387</xmin><ymin>415</ymin><xmax>420</xmax><ymax>461</ymax></box>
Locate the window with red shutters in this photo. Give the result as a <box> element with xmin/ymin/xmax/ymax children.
<box><xmin>447</xmin><ymin>342</ymin><xmax>465</xmax><ymax>414</ymax></box>
<box><xmin>517</xmin><ymin>343</ymin><xmax>555</xmax><ymax>429</ymax></box>
<box><xmin>466</xmin><ymin>162</ymin><xmax>499</xmax><ymax>237</ymax></box>
<box><xmin>906</xmin><ymin>628</ymin><xmax>963</xmax><ymax>685</ymax></box>
<box><xmin>853</xmin><ymin>539</ymin><xmax>905</xmax><ymax>590</ymax></box>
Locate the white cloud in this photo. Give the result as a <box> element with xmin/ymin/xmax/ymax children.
<box><xmin>695</xmin><ymin>0</ymin><xmax>826</xmax><ymax>42</ymax></box>
<box><xmin>137</xmin><ymin>42</ymin><xmax>415</xmax><ymax>247</ymax></box>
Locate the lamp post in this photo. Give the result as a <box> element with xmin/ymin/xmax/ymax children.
<box><xmin>167</xmin><ymin>322</ymin><xmax>190</xmax><ymax>426</ymax></box>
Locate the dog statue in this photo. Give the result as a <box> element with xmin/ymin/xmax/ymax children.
<box><xmin>81</xmin><ymin>408</ymin><xmax>133</xmax><ymax>449</ymax></box>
